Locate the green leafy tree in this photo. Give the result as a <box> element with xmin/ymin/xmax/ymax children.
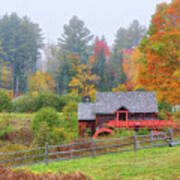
<box><xmin>49</xmin><ymin>51</ymin><xmax>81</xmax><ymax>95</ymax></box>
<box><xmin>0</xmin><ymin>13</ymin><xmax>43</xmax><ymax>95</ymax></box>
<box><xmin>93</xmin><ymin>49</ymin><xmax>110</xmax><ymax>91</ymax></box>
<box><xmin>111</xmin><ymin>49</ymin><xmax>127</xmax><ymax>87</ymax></box>
<box><xmin>114</xmin><ymin>19</ymin><xmax>146</xmax><ymax>50</ymax></box>
<box><xmin>58</xmin><ymin>16</ymin><xmax>93</xmax><ymax>63</ymax></box>
<box><xmin>0</xmin><ymin>89</ymin><xmax>12</xmax><ymax>112</ymax></box>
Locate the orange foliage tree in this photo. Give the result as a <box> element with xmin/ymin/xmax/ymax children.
<box><xmin>121</xmin><ymin>48</ymin><xmax>143</xmax><ymax>91</ymax></box>
<box><xmin>138</xmin><ymin>0</ymin><xmax>180</xmax><ymax>105</ymax></box>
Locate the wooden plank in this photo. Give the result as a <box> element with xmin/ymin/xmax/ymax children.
<box><xmin>137</xmin><ymin>134</ymin><xmax>151</xmax><ymax>138</ymax></box>
<box><xmin>95</xmin><ymin>142</ymin><xmax>133</xmax><ymax>150</ymax></box>
<box><xmin>169</xmin><ymin>141</ymin><xmax>180</xmax><ymax>147</ymax></box>
<box><xmin>169</xmin><ymin>128</ymin><xmax>173</xmax><ymax>144</ymax></box>
<box><xmin>49</xmin><ymin>154</ymin><xmax>92</xmax><ymax>163</ymax></box>
<box><xmin>151</xmin><ymin>130</ymin><xmax>154</xmax><ymax>147</ymax></box>
<box><xmin>45</xmin><ymin>143</ymin><xmax>49</xmax><ymax>166</ymax></box>
<box><xmin>0</xmin><ymin>147</ymin><xmax>45</xmax><ymax>157</ymax></box>
<box><xmin>48</xmin><ymin>147</ymin><xmax>90</xmax><ymax>156</ymax></box>
<box><xmin>134</xmin><ymin>133</ymin><xmax>137</xmax><ymax>151</ymax></box>
<box><xmin>91</xmin><ymin>138</ymin><xmax>95</xmax><ymax>157</ymax></box>
<box><xmin>49</xmin><ymin>141</ymin><xmax>91</xmax><ymax>149</ymax></box>
<box><xmin>138</xmin><ymin>139</ymin><xmax>153</xmax><ymax>144</ymax></box>
<box><xmin>95</xmin><ymin>136</ymin><xmax>131</xmax><ymax>143</ymax></box>
<box><xmin>96</xmin><ymin>148</ymin><xmax>133</xmax><ymax>156</ymax></box>
<box><xmin>0</xmin><ymin>153</ymin><xmax>45</xmax><ymax>163</ymax></box>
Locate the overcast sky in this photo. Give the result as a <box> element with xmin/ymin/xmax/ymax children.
<box><xmin>0</xmin><ymin>0</ymin><xmax>171</xmax><ymax>45</ymax></box>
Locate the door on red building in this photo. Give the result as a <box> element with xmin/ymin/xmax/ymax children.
<box><xmin>116</xmin><ymin>107</ymin><xmax>128</xmax><ymax>121</ymax></box>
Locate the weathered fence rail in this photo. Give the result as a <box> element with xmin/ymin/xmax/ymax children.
<box><xmin>0</xmin><ymin>129</ymin><xmax>177</xmax><ymax>168</ymax></box>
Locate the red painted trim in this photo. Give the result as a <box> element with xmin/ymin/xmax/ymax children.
<box><xmin>93</xmin><ymin>128</ymin><xmax>113</xmax><ymax>138</ymax></box>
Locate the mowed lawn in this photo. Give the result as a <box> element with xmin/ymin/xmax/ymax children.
<box><xmin>26</xmin><ymin>146</ymin><xmax>180</xmax><ymax>180</ymax></box>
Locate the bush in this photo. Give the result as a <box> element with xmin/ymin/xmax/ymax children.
<box><xmin>158</xmin><ymin>101</ymin><xmax>172</xmax><ymax>112</ymax></box>
<box><xmin>12</xmin><ymin>95</ymin><xmax>38</xmax><ymax>112</ymax></box>
<box><xmin>110</xmin><ymin>129</ymin><xmax>134</xmax><ymax>137</ymax></box>
<box><xmin>136</xmin><ymin>128</ymin><xmax>150</xmax><ymax>135</ymax></box>
<box><xmin>36</xmin><ymin>92</ymin><xmax>64</xmax><ymax>112</ymax></box>
<box><xmin>0</xmin><ymin>89</ymin><xmax>12</xmax><ymax>112</ymax></box>
<box><xmin>63</xmin><ymin>101</ymin><xmax>78</xmax><ymax>119</ymax></box>
<box><xmin>60</xmin><ymin>94</ymin><xmax>81</xmax><ymax>106</ymax></box>
<box><xmin>61</xmin><ymin>101</ymin><xmax>78</xmax><ymax>139</ymax></box>
<box><xmin>13</xmin><ymin>92</ymin><xmax>66</xmax><ymax>113</ymax></box>
<box><xmin>32</xmin><ymin>107</ymin><xmax>60</xmax><ymax>132</ymax></box>
<box><xmin>0</xmin><ymin>119</ymin><xmax>13</xmax><ymax>138</ymax></box>
<box><xmin>31</xmin><ymin>107</ymin><xmax>65</xmax><ymax>145</ymax></box>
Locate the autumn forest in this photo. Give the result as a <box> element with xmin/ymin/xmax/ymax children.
<box><xmin>0</xmin><ymin>0</ymin><xmax>179</xmax><ymax>107</ymax></box>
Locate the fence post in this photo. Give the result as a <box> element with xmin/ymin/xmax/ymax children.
<box><xmin>91</xmin><ymin>138</ymin><xmax>95</xmax><ymax>157</ymax></box>
<box><xmin>151</xmin><ymin>130</ymin><xmax>154</xmax><ymax>147</ymax></box>
<box><xmin>169</xmin><ymin>128</ymin><xmax>173</xmax><ymax>145</ymax></box>
<box><xmin>133</xmin><ymin>133</ymin><xmax>137</xmax><ymax>151</ymax></box>
<box><xmin>45</xmin><ymin>142</ymin><xmax>49</xmax><ymax>166</ymax></box>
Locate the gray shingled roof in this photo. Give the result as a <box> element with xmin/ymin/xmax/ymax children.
<box><xmin>78</xmin><ymin>91</ymin><xmax>158</xmax><ymax>121</ymax></box>
<box><xmin>78</xmin><ymin>103</ymin><xmax>96</xmax><ymax>120</ymax></box>
<box><xmin>95</xmin><ymin>91</ymin><xmax>158</xmax><ymax>114</ymax></box>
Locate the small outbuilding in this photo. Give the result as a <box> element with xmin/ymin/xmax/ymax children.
<box><xmin>78</xmin><ymin>91</ymin><xmax>158</xmax><ymax>136</ymax></box>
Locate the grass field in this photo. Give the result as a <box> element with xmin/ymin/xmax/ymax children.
<box><xmin>25</xmin><ymin>146</ymin><xmax>180</xmax><ymax>180</ymax></box>
<box><xmin>0</xmin><ymin>113</ymin><xmax>34</xmax><ymax>129</ymax></box>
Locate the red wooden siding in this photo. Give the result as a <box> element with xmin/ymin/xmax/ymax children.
<box><xmin>96</xmin><ymin>114</ymin><xmax>115</xmax><ymax>129</ymax></box>
<box><xmin>78</xmin><ymin>121</ymin><xmax>96</xmax><ymax>137</ymax></box>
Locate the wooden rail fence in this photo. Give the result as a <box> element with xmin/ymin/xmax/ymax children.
<box><xmin>0</xmin><ymin>129</ymin><xmax>179</xmax><ymax>168</ymax></box>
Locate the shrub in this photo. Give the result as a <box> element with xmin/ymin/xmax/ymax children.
<box><xmin>31</xmin><ymin>107</ymin><xmax>65</xmax><ymax>145</ymax></box>
<box><xmin>36</xmin><ymin>92</ymin><xmax>64</xmax><ymax>111</ymax></box>
<box><xmin>158</xmin><ymin>101</ymin><xmax>172</xmax><ymax>112</ymax></box>
<box><xmin>60</xmin><ymin>94</ymin><xmax>81</xmax><ymax>106</ymax></box>
<box><xmin>62</xmin><ymin>101</ymin><xmax>78</xmax><ymax>139</ymax></box>
<box><xmin>0</xmin><ymin>119</ymin><xmax>13</xmax><ymax>138</ymax></box>
<box><xmin>12</xmin><ymin>95</ymin><xmax>38</xmax><ymax>112</ymax></box>
<box><xmin>158</xmin><ymin>111</ymin><xmax>166</xmax><ymax>120</ymax></box>
<box><xmin>136</xmin><ymin>128</ymin><xmax>150</xmax><ymax>135</ymax></box>
<box><xmin>110</xmin><ymin>128</ymin><xmax>134</xmax><ymax>137</ymax></box>
<box><xmin>32</xmin><ymin>107</ymin><xmax>60</xmax><ymax>132</ymax></box>
<box><xmin>0</xmin><ymin>89</ymin><xmax>12</xmax><ymax>112</ymax></box>
<box><xmin>12</xmin><ymin>93</ymin><xmax>68</xmax><ymax>113</ymax></box>
<box><xmin>63</xmin><ymin>101</ymin><xmax>78</xmax><ymax>119</ymax></box>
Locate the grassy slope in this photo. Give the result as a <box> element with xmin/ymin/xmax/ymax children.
<box><xmin>26</xmin><ymin>146</ymin><xmax>180</xmax><ymax>180</ymax></box>
<box><xmin>0</xmin><ymin>113</ymin><xmax>34</xmax><ymax>129</ymax></box>
<box><xmin>0</xmin><ymin>113</ymin><xmax>63</xmax><ymax>130</ymax></box>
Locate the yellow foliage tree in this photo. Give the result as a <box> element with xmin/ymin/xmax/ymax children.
<box><xmin>69</xmin><ymin>64</ymin><xmax>99</xmax><ymax>100</ymax></box>
<box><xmin>112</xmin><ymin>84</ymin><xmax>127</xmax><ymax>92</ymax></box>
<box><xmin>28</xmin><ymin>71</ymin><xmax>56</xmax><ymax>94</ymax></box>
<box><xmin>130</xmin><ymin>47</ymin><xmax>145</xmax><ymax>90</ymax></box>
<box><xmin>0</xmin><ymin>65</ymin><xmax>12</xmax><ymax>89</ymax></box>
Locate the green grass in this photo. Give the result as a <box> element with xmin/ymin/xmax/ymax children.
<box><xmin>25</xmin><ymin>146</ymin><xmax>180</xmax><ymax>180</ymax></box>
<box><xmin>0</xmin><ymin>113</ymin><xmax>63</xmax><ymax>130</ymax></box>
<box><xmin>0</xmin><ymin>113</ymin><xmax>34</xmax><ymax>130</ymax></box>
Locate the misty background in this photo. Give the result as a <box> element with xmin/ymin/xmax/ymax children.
<box><xmin>0</xmin><ymin>0</ymin><xmax>171</xmax><ymax>45</ymax></box>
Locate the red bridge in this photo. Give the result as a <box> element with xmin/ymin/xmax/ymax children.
<box><xmin>94</xmin><ymin>119</ymin><xmax>177</xmax><ymax>138</ymax></box>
